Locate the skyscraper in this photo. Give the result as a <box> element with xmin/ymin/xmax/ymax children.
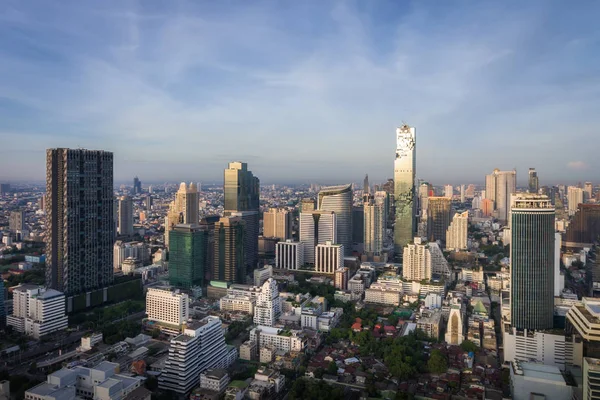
<box><xmin>0</xmin><ymin>278</ymin><xmax>5</xmax><ymax>329</ymax></box>
<box><xmin>253</xmin><ymin>278</ymin><xmax>282</xmax><ymax>327</ymax></box>
<box><xmin>117</xmin><ymin>196</ymin><xmax>133</xmax><ymax>236</ymax></box>
<box><xmin>510</xmin><ymin>194</ymin><xmax>555</xmax><ymax>331</ymax></box>
<box><xmin>263</xmin><ymin>208</ymin><xmax>292</xmax><ymax>240</ymax></box>
<box><xmin>318</xmin><ymin>184</ymin><xmax>353</xmax><ymax>256</ymax></box>
<box><xmin>9</xmin><ymin>210</ymin><xmax>24</xmax><ymax>232</ymax></box>
<box><xmin>584</xmin><ymin>182</ymin><xmax>593</xmax><ymax>200</ymax></box>
<box><xmin>212</xmin><ymin>216</ymin><xmax>245</xmax><ymax>283</ymax></box>
<box><xmin>485</xmin><ymin>169</ymin><xmax>517</xmax><ymax>223</ymax></box>
<box><xmin>169</xmin><ymin>224</ymin><xmax>209</xmax><ymax>289</ymax></box>
<box><xmin>299</xmin><ymin>211</ymin><xmax>336</xmax><ymax>264</ymax></box>
<box><xmin>568</xmin><ymin>186</ymin><xmax>584</xmax><ymax>215</ymax></box>
<box><xmin>165</xmin><ymin>183</ymin><xmax>199</xmax><ymax>248</ymax></box>
<box><xmin>224</xmin><ymin>162</ymin><xmax>260</xmax><ymax>271</ymax></box>
<box><xmin>564</xmin><ymin>204</ymin><xmax>600</xmax><ymax>249</ymax></box>
<box><xmin>133</xmin><ymin>176</ymin><xmax>142</xmax><ymax>195</ymax></box>
<box><xmin>394</xmin><ymin>124</ymin><xmax>416</xmax><ymax>255</ymax></box>
<box><xmin>444</xmin><ymin>185</ymin><xmax>453</xmax><ymax>199</ymax></box>
<box><xmin>402</xmin><ymin>237</ymin><xmax>431</xmax><ymax>281</ymax></box>
<box><xmin>446</xmin><ymin>211</ymin><xmax>468</xmax><ymax>251</ymax></box>
<box><xmin>144</xmin><ymin>194</ymin><xmax>153</xmax><ymax>211</ymax></box>
<box><xmin>427</xmin><ymin>197</ymin><xmax>452</xmax><ymax>244</ymax></box>
<box><xmin>46</xmin><ymin>148</ymin><xmax>114</xmax><ymax>295</ymax></box>
<box><xmin>363</xmin><ymin>174</ymin><xmax>369</xmax><ymax>194</ymax></box>
<box><xmin>528</xmin><ymin>168</ymin><xmax>539</xmax><ymax>193</ymax></box>
<box><xmin>364</xmin><ymin>192</ymin><xmax>387</xmax><ymax>258</ymax></box>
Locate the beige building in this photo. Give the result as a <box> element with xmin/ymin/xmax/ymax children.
<box><xmin>402</xmin><ymin>237</ymin><xmax>431</xmax><ymax>281</ymax></box>
<box><xmin>146</xmin><ymin>288</ymin><xmax>189</xmax><ymax>329</ymax></box>
<box><xmin>446</xmin><ymin>211</ymin><xmax>468</xmax><ymax>251</ymax></box>
<box><xmin>263</xmin><ymin>208</ymin><xmax>292</xmax><ymax>240</ymax></box>
<box><xmin>165</xmin><ymin>182</ymin><xmax>199</xmax><ymax>247</ymax></box>
<box><xmin>445</xmin><ymin>304</ymin><xmax>464</xmax><ymax>345</ymax></box>
<box><xmin>364</xmin><ymin>280</ymin><xmax>402</xmax><ymax>306</ymax></box>
<box><xmin>485</xmin><ymin>169</ymin><xmax>517</xmax><ymax>223</ymax></box>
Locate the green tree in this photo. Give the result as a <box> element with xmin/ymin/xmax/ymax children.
<box><xmin>460</xmin><ymin>339</ymin><xmax>478</xmax><ymax>353</ymax></box>
<box><xmin>327</xmin><ymin>361</ymin><xmax>338</xmax><ymax>376</ymax></box>
<box><xmin>428</xmin><ymin>349</ymin><xmax>448</xmax><ymax>374</ymax></box>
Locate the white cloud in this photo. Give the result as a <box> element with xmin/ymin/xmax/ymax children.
<box><xmin>567</xmin><ymin>161</ymin><xmax>588</xmax><ymax>170</ymax></box>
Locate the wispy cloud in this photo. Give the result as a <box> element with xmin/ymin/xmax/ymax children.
<box><xmin>567</xmin><ymin>161</ymin><xmax>588</xmax><ymax>170</ymax></box>
<box><xmin>0</xmin><ymin>0</ymin><xmax>599</xmax><ymax>184</ymax></box>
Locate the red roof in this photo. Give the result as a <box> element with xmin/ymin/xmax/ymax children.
<box><xmin>351</xmin><ymin>323</ymin><xmax>362</xmax><ymax>331</ymax></box>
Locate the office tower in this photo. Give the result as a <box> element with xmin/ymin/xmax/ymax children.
<box><xmin>145</xmin><ymin>194</ymin><xmax>152</xmax><ymax>211</ymax></box>
<box><xmin>528</xmin><ymin>168</ymin><xmax>539</xmax><ymax>193</ymax></box>
<box><xmin>418</xmin><ymin>183</ymin><xmax>430</xmax><ymax>217</ymax></box>
<box><xmin>427</xmin><ymin>197</ymin><xmax>452</xmax><ymax>243</ymax></box>
<box><xmin>165</xmin><ymin>182</ymin><xmax>199</xmax><ymax>247</ymax></box>
<box><xmin>117</xmin><ymin>195</ymin><xmax>133</xmax><ymax>236</ymax></box>
<box><xmin>352</xmin><ymin>206</ymin><xmax>364</xmax><ymax>245</ymax></box>
<box><xmin>299</xmin><ymin>211</ymin><xmax>336</xmax><ymax>264</ymax></box>
<box><xmin>315</xmin><ymin>241</ymin><xmax>343</xmax><ymax>274</ymax></box>
<box><xmin>364</xmin><ymin>193</ymin><xmax>386</xmax><ymax>257</ymax></box>
<box><xmin>363</xmin><ymin>174</ymin><xmax>369</xmax><ymax>194</ymax></box>
<box><xmin>213</xmin><ymin>216</ymin><xmax>245</xmax><ymax>283</ymax></box>
<box><xmin>133</xmin><ymin>176</ymin><xmax>142</xmax><ymax>194</ymax></box>
<box><xmin>253</xmin><ymin>278</ymin><xmax>281</xmax><ymax>327</ymax></box>
<box><xmin>446</xmin><ymin>211</ymin><xmax>468</xmax><ymax>251</ymax></box>
<box><xmin>334</xmin><ymin>267</ymin><xmax>349</xmax><ymax>290</ymax></box>
<box><xmin>263</xmin><ymin>208</ymin><xmax>292</xmax><ymax>240</ymax></box>
<box><xmin>169</xmin><ymin>224</ymin><xmax>209</xmax><ymax>289</ymax></box>
<box><xmin>394</xmin><ymin>124</ymin><xmax>416</xmax><ymax>254</ymax></box>
<box><xmin>0</xmin><ymin>279</ymin><xmax>5</xmax><ymax>329</ymax></box>
<box><xmin>159</xmin><ymin>316</ymin><xmax>233</xmax><ymax>394</ymax></box>
<box><xmin>231</xmin><ymin>211</ymin><xmax>259</xmax><ymax>270</ymax></box>
<box><xmin>301</xmin><ymin>198</ymin><xmax>316</xmax><ymax>213</ymax></box>
<box><xmin>584</xmin><ymin>358</ymin><xmax>600</xmax><ymax>400</ymax></box>
<box><xmin>584</xmin><ymin>182</ymin><xmax>593</xmax><ymax>200</ymax></box>
<box><xmin>46</xmin><ymin>148</ymin><xmax>114</xmax><ymax>296</ymax></box>
<box><xmin>510</xmin><ymin>194</ymin><xmax>555</xmax><ymax>331</ymax></box>
<box><xmin>564</xmin><ymin>204</ymin><xmax>600</xmax><ymax>249</ymax></box>
<box><xmin>402</xmin><ymin>237</ymin><xmax>431</xmax><ymax>281</ymax></box>
<box><xmin>485</xmin><ymin>169</ymin><xmax>517</xmax><ymax>223</ymax></box>
<box><xmin>146</xmin><ymin>288</ymin><xmax>189</xmax><ymax>328</ymax></box>
<box><xmin>568</xmin><ymin>186</ymin><xmax>584</xmax><ymax>215</ymax></box>
<box><xmin>444</xmin><ymin>185</ymin><xmax>453</xmax><ymax>199</ymax></box>
<box><xmin>0</xmin><ymin>183</ymin><xmax>10</xmax><ymax>196</ymax></box>
<box><xmin>318</xmin><ymin>184</ymin><xmax>353</xmax><ymax>256</ymax></box>
<box><xmin>6</xmin><ymin>285</ymin><xmax>68</xmax><ymax>339</ymax></box>
<box><xmin>113</xmin><ymin>241</ymin><xmax>150</xmax><ymax>272</ymax></box>
<box><xmin>275</xmin><ymin>240</ymin><xmax>304</xmax><ymax>270</ymax></box>
<box><xmin>9</xmin><ymin>210</ymin><xmax>24</xmax><ymax>232</ymax></box>
<box><xmin>460</xmin><ymin>185</ymin><xmax>465</xmax><ymax>203</ymax></box>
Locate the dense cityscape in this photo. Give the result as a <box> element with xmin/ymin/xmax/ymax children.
<box><xmin>0</xmin><ymin>124</ymin><xmax>599</xmax><ymax>400</ymax></box>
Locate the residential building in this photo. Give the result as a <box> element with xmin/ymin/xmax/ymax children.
<box><xmin>394</xmin><ymin>124</ymin><xmax>416</xmax><ymax>254</ymax></box>
<box><xmin>9</xmin><ymin>210</ymin><xmax>24</xmax><ymax>232</ymax></box>
<box><xmin>200</xmin><ymin>369</ymin><xmax>230</xmax><ymax>394</ymax></box>
<box><xmin>427</xmin><ymin>197</ymin><xmax>451</xmax><ymax>244</ymax></box>
<box><xmin>25</xmin><ymin>362</ymin><xmax>142</xmax><ymax>400</ymax></box>
<box><xmin>568</xmin><ymin>186</ymin><xmax>584</xmax><ymax>215</ymax></box>
<box><xmin>159</xmin><ymin>317</ymin><xmax>233</xmax><ymax>394</ymax></box>
<box><xmin>416</xmin><ymin>310</ymin><xmax>442</xmax><ymax>340</ymax></box>
<box><xmin>429</xmin><ymin>241</ymin><xmax>451</xmax><ymax>278</ymax></box>
<box><xmin>364</xmin><ymin>280</ymin><xmax>402</xmax><ymax>306</ymax></box>
<box><xmin>239</xmin><ymin>340</ymin><xmax>257</xmax><ymax>361</ymax></box>
<box><xmin>403</xmin><ymin>237</ymin><xmax>431</xmax><ymax>281</ymax></box>
<box><xmin>253</xmin><ymin>279</ymin><xmax>281</xmax><ymax>327</ymax></box>
<box><xmin>334</xmin><ymin>267</ymin><xmax>349</xmax><ymax>290</ymax></box>
<box><xmin>253</xmin><ymin>265</ymin><xmax>273</xmax><ymax>287</ymax></box>
<box><xmin>263</xmin><ymin>208</ymin><xmax>292</xmax><ymax>240</ymax></box>
<box><xmin>117</xmin><ymin>196</ymin><xmax>133</xmax><ymax>236</ymax></box>
<box><xmin>113</xmin><ymin>241</ymin><xmax>150</xmax><ymax>273</ymax></box>
<box><xmin>169</xmin><ymin>224</ymin><xmax>209</xmax><ymax>289</ymax></box>
<box><xmin>0</xmin><ymin>279</ymin><xmax>5</xmax><ymax>329</ymax></box>
<box><xmin>481</xmin><ymin>198</ymin><xmax>494</xmax><ymax>217</ymax></box>
<box><xmin>7</xmin><ymin>284</ymin><xmax>68</xmax><ymax>339</ymax></box>
<box><xmin>446</xmin><ymin>211</ymin><xmax>468</xmax><ymax>251</ymax></box>
<box><xmin>46</xmin><ymin>148</ymin><xmax>114</xmax><ymax>295</ymax></box>
<box><xmin>364</xmin><ymin>192</ymin><xmax>387</xmax><ymax>258</ymax></box>
<box><xmin>510</xmin><ymin>194</ymin><xmax>555</xmax><ymax>330</ymax></box>
<box><xmin>212</xmin><ymin>216</ymin><xmax>245</xmax><ymax>284</ymax></box>
<box><xmin>485</xmin><ymin>168</ymin><xmax>517</xmax><ymax>223</ymax></box>
<box><xmin>315</xmin><ymin>241</ymin><xmax>343</xmax><ymax>274</ymax></box>
<box><xmin>249</xmin><ymin>326</ymin><xmax>305</xmax><ymax>353</ymax></box>
<box><xmin>318</xmin><ymin>184</ymin><xmax>353</xmax><ymax>256</ymax></box>
<box><xmin>299</xmin><ymin>211</ymin><xmax>336</xmax><ymax>264</ymax></box>
<box><xmin>275</xmin><ymin>240</ymin><xmax>304</xmax><ymax>270</ymax></box>
<box><xmin>220</xmin><ymin>295</ymin><xmax>255</xmax><ymax>314</ymax></box>
<box><xmin>444</xmin><ymin>184</ymin><xmax>453</xmax><ymax>199</ymax></box>
<box><xmin>146</xmin><ymin>288</ymin><xmax>189</xmax><ymax>329</ymax></box>
<box><xmin>348</xmin><ymin>274</ymin><xmax>367</xmax><ymax>300</ymax></box>
<box><xmin>503</xmin><ymin>328</ymin><xmax>581</xmax><ymax>368</ymax></box>
<box><xmin>510</xmin><ymin>361</ymin><xmax>573</xmax><ymax>400</ymax></box>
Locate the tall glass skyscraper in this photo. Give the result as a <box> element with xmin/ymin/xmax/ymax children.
<box><xmin>169</xmin><ymin>224</ymin><xmax>209</xmax><ymax>289</ymax></box>
<box><xmin>394</xmin><ymin>125</ymin><xmax>416</xmax><ymax>255</ymax></box>
<box><xmin>46</xmin><ymin>148</ymin><xmax>114</xmax><ymax>295</ymax></box>
<box><xmin>510</xmin><ymin>194</ymin><xmax>555</xmax><ymax>331</ymax></box>
<box><xmin>212</xmin><ymin>216</ymin><xmax>245</xmax><ymax>283</ymax></box>
<box><xmin>318</xmin><ymin>184</ymin><xmax>353</xmax><ymax>256</ymax></box>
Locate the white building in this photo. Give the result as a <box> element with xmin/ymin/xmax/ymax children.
<box><xmin>159</xmin><ymin>316</ymin><xmax>234</xmax><ymax>394</ymax></box>
<box><xmin>510</xmin><ymin>361</ymin><xmax>572</xmax><ymax>400</ymax></box>
<box><xmin>446</xmin><ymin>211</ymin><xmax>468</xmax><ymax>251</ymax></box>
<box><xmin>299</xmin><ymin>211</ymin><xmax>336</xmax><ymax>264</ymax></box>
<box><xmin>364</xmin><ymin>280</ymin><xmax>402</xmax><ymax>306</ymax></box>
<box><xmin>275</xmin><ymin>240</ymin><xmax>304</xmax><ymax>270</ymax></box>
<box><xmin>364</xmin><ymin>192</ymin><xmax>387</xmax><ymax>257</ymax></box>
<box><xmin>199</xmin><ymin>369</ymin><xmax>230</xmax><ymax>394</ymax></box>
<box><xmin>25</xmin><ymin>362</ymin><xmax>142</xmax><ymax>400</ymax></box>
<box><xmin>220</xmin><ymin>295</ymin><xmax>255</xmax><ymax>314</ymax></box>
<box><xmin>113</xmin><ymin>241</ymin><xmax>149</xmax><ymax>273</ymax></box>
<box><xmin>429</xmin><ymin>241</ymin><xmax>451</xmax><ymax>278</ymax></box>
<box><xmin>239</xmin><ymin>340</ymin><xmax>257</xmax><ymax>361</ymax></box>
<box><xmin>249</xmin><ymin>326</ymin><xmax>305</xmax><ymax>353</ymax></box>
<box><xmin>348</xmin><ymin>274</ymin><xmax>367</xmax><ymax>300</ymax></box>
<box><xmin>253</xmin><ymin>279</ymin><xmax>281</xmax><ymax>327</ymax></box>
<box><xmin>503</xmin><ymin>328</ymin><xmax>582</xmax><ymax>368</ymax></box>
<box><xmin>402</xmin><ymin>237</ymin><xmax>431</xmax><ymax>281</ymax></box>
<box><xmin>146</xmin><ymin>288</ymin><xmax>189</xmax><ymax>328</ymax></box>
<box><xmin>583</xmin><ymin>357</ymin><xmax>600</xmax><ymax>400</ymax></box>
<box><xmin>567</xmin><ymin>186</ymin><xmax>584</xmax><ymax>215</ymax></box>
<box><xmin>315</xmin><ymin>241</ymin><xmax>343</xmax><ymax>274</ymax></box>
<box><xmin>253</xmin><ymin>265</ymin><xmax>273</xmax><ymax>287</ymax></box>
<box><xmin>7</xmin><ymin>284</ymin><xmax>68</xmax><ymax>339</ymax></box>
<box><xmin>444</xmin><ymin>185</ymin><xmax>453</xmax><ymax>199</ymax></box>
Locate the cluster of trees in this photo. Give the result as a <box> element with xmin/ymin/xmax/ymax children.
<box><xmin>427</xmin><ymin>349</ymin><xmax>448</xmax><ymax>374</ymax></box>
<box><xmin>69</xmin><ymin>299</ymin><xmax>145</xmax><ymax>327</ymax></box>
<box><xmin>2</xmin><ymin>267</ymin><xmax>44</xmax><ymax>287</ymax></box>
<box><xmin>288</xmin><ymin>378</ymin><xmax>345</xmax><ymax>400</ymax></box>
<box><xmin>0</xmin><ymin>371</ymin><xmax>41</xmax><ymax>400</ymax></box>
<box><xmin>225</xmin><ymin>319</ymin><xmax>252</xmax><ymax>343</ymax></box>
<box><xmin>102</xmin><ymin>320</ymin><xmax>142</xmax><ymax>345</ymax></box>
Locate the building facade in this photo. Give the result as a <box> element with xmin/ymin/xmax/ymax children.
<box><xmin>485</xmin><ymin>169</ymin><xmax>517</xmax><ymax>223</ymax></box>
<box><xmin>117</xmin><ymin>196</ymin><xmax>133</xmax><ymax>236</ymax></box>
<box><xmin>169</xmin><ymin>224</ymin><xmax>209</xmax><ymax>289</ymax></box>
<box><xmin>446</xmin><ymin>211</ymin><xmax>468</xmax><ymax>251</ymax></box>
<box><xmin>318</xmin><ymin>184</ymin><xmax>353</xmax><ymax>256</ymax></box>
<box><xmin>393</xmin><ymin>125</ymin><xmax>416</xmax><ymax>255</ymax></box>
<box><xmin>568</xmin><ymin>186</ymin><xmax>584</xmax><ymax>216</ymax></box>
<box><xmin>299</xmin><ymin>211</ymin><xmax>336</xmax><ymax>264</ymax></box>
<box><xmin>275</xmin><ymin>240</ymin><xmax>304</xmax><ymax>270</ymax></box>
<box><xmin>402</xmin><ymin>238</ymin><xmax>431</xmax><ymax>281</ymax></box>
<box><xmin>46</xmin><ymin>148</ymin><xmax>114</xmax><ymax>295</ymax></box>
<box><xmin>212</xmin><ymin>216</ymin><xmax>245</xmax><ymax>283</ymax></box>
<box><xmin>165</xmin><ymin>182</ymin><xmax>199</xmax><ymax>248</ymax></box>
<box><xmin>263</xmin><ymin>208</ymin><xmax>292</xmax><ymax>240</ymax></box>
<box><xmin>364</xmin><ymin>192</ymin><xmax>387</xmax><ymax>257</ymax></box>
<box><xmin>253</xmin><ymin>279</ymin><xmax>281</xmax><ymax>327</ymax></box>
<box><xmin>146</xmin><ymin>288</ymin><xmax>189</xmax><ymax>328</ymax></box>
<box><xmin>528</xmin><ymin>168</ymin><xmax>539</xmax><ymax>193</ymax></box>
<box><xmin>315</xmin><ymin>241</ymin><xmax>343</xmax><ymax>274</ymax></box>
<box><xmin>427</xmin><ymin>197</ymin><xmax>451</xmax><ymax>244</ymax></box>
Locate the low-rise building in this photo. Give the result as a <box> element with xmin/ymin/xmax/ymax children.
<box><xmin>249</xmin><ymin>326</ymin><xmax>305</xmax><ymax>353</ymax></box>
<box><xmin>200</xmin><ymin>369</ymin><xmax>230</xmax><ymax>394</ymax></box>
<box><xmin>145</xmin><ymin>288</ymin><xmax>189</xmax><ymax>331</ymax></box>
<box><xmin>7</xmin><ymin>285</ymin><xmax>68</xmax><ymax>339</ymax></box>
<box><xmin>416</xmin><ymin>310</ymin><xmax>442</xmax><ymax>341</ymax></box>
<box><xmin>219</xmin><ymin>295</ymin><xmax>255</xmax><ymax>314</ymax></box>
<box><xmin>510</xmin><ymin>361</ymin><xmax>573</xmax><ymax>400</ymax></box>
<box><xmin>239</xmin><ymin>340</ymin><xmax>257</xmax><ymax>361</ymax></box>
<box><xmin>364</xmin><ymin>280</ymin><xmax>402</xmax><ymax>306</ymax></box>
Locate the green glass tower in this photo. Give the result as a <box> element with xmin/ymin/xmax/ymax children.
<box><xmin>168</xmin><ymin>224</ymin><xmax>209</xmax><ymax>289</ymax></box>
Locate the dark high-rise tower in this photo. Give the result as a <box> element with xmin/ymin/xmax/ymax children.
<box><xmin>133</xmin><ymin>176</ymin><xmax>142</xmax><ymax>194</ymax></box>
<box><xmin>213</xmin><ymin>216</ymin><xmax>245</xmax><ymax>283</ymax></box>
<box><xmin>510</xmin><ymin>194</ymin><xmax>555</xmax><ymax>330</ymax></box>
<box><xmin>46</xmin><ymin>148</ymin><xmax>114</xmax><ymax>295</ymax></box>
<box><xmin>427</xmin><ymin>197</ymin><xmax>452</xmax><ymax>244</ymax></box>
<box><xmin>528</xmin><ymin>168</ymin><xmax>539</xmax><ymax>193</ymax></box>
<box><xmin>169</xmin><ymin>224</ymin><xmax>209</xmax><ymax>289</ymax></box>
<box><xmin>363</xmin><ymin>174</ymin><xmax>369</xmax><ymax>194</ymax></box>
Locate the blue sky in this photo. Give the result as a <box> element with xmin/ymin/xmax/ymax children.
<box><xmin>0</xmin><ymin>0</ymin><xmax>599</xmax><ymax>185</ymax></box>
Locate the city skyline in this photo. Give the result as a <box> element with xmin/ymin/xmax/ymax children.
<box><xmin>1</xmin><ymin>1</ymin><xmax>600</xmax><ymax>183</ymax></box>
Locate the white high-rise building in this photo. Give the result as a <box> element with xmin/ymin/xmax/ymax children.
<box><xmin>460</xmin><ymin>185</ymin><xmax>466</xmax><ymax>203</ymax></box>
<box><xmin>7</xmin><ymin>284</ymin><xmax>68</xmax><ymax>339</ymax></box>
<box><xmin>485</xmin><ymin>169</ymin><xmax>517</xmax><ymax>223</ymax></box>
<box><xmin>364</xmin><ymin>192</ymin><xmax>387</xmax><ymax>257</ymax></box>
<box><xmin>113</xmin><ymin>241</ymin><xmax>150</xmax><ymax>272</ymax></box>
<box><xmin>429</xmin><ymin>241</ymin><xmax>451</xmax><ymax>279</ymax></box>
<box><xmin>159</xmin><ymin>316</ymin><xmax>234</xmax><ymax>394</ymax></box>
<box><xmin>446</xmin><ymin>211</ymin><xmax>468</xmax><ymax>251</ymax></box>
<box><xmin>568</xmin><ymin>186</ymin><xmax>584</xmax><ymax>215</ymax></box>
<box><xmin>299</xmin><ymin>211</ymin><xmax>336</xmax><ymax>264</ymax></box>
<box><xmin>253</xmin><ymin>278</ymin><xmax>281</xmax><ymax>327</ymax></box>
<box><xmin>402</xmin><ymin>238</ymin><xmax>432</xmax><ymax>281</ymax></box>
<box><xmin>315</xmin><ymin>241</ymin><xmax>343</xmax><ymax>274</ymax></box>
<box><xmin>146</xmin><ymin>288</ymin><xmax>189</xmax><ymax>328</ymax></box>
<box><xmin>444</xmin><ymin>185</ymin><xmax>453</xmax><ymax>199</ymax></box>
<box><xmin>165</xmin><ymin>182</ymin><xmax>199</xmax><ymax>247</ymax></box>
<box><xmin>117</xmin><ymin>195</ymin><xmax>133</xmax><ymax>236</ymax></box>
<box><xmin>318</xmin><ymin>184</ymin><xmax>353</xmax><ymax>256</ymax></box>
<box><xmin>254</xmin><ymin>265</ymin><xmax>273</xmax><ymax>287</ymax></box>
<box><xmin>275</xmin><ymin>240</ymin><xmax>304</xmax><ymax>270</ymax></box>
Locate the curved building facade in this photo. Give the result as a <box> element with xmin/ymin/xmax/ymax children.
<box><xmin>318</xmin><ymin>184</ymin><xmax>353</xmax><ymax>256</ymax></box>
